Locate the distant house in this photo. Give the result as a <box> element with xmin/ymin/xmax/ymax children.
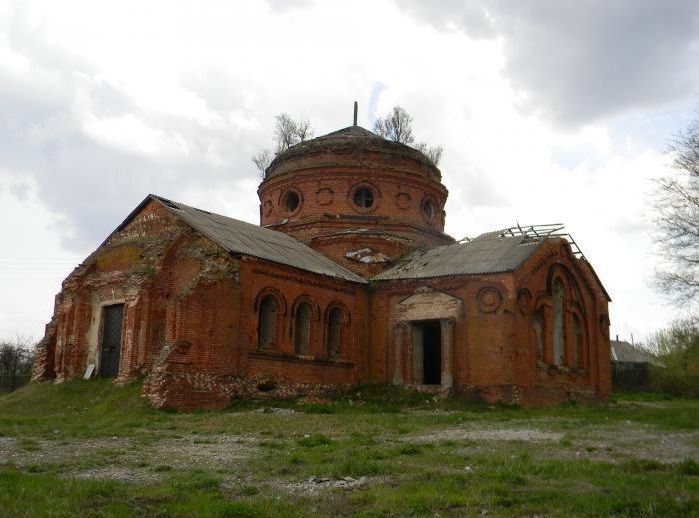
<box><xmin>610</xmin><ymin>338</ymin><xmax>663</xmax><ymax>391</ymax></box>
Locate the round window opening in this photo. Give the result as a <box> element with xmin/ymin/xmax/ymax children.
<box><xmin>422</xmin><ymin>198</ymin><xmax>436</xmax><ymax>220</ymax></box>
<box><xmin>353</xmin><ymin>187</ymin><xmax>374</xmax><ymax>209</ymax></box>
<box><xmin>284</xmin><ymin>191</ymin><xmax>300</xmax><ymax>212</ymax></box>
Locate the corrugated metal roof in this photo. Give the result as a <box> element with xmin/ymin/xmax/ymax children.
<box><xmin>151</xmin><ymin>195</ymin><xmax>367</xmax><ymax>284</ymax></box>
<box><xmin>610</xmin><ymin>340</ymin><xmax>662</xmax><ymax>365</ymax></box>
<box><xmin>371</xmin><ymin>231</ymin><xmax>542</xmax><ymax>281</ymax></box>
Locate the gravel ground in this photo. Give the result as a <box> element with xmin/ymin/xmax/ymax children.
<box><xmin>1</xmin><ymin>409</ymin><xmax>697</xmax><ymax>489</ymax></box>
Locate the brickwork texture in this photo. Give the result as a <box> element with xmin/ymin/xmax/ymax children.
<box><xmin>33</xmin><ymin>125</ymin><xmax>612</xmax><ymax>408</ymax></box>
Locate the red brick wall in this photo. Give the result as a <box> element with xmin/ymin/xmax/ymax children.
<box><xmin>34</xmin><ymin>197</ymin><xmax>611</xmax><ymax>410</ymax></box>
<box><xmin>368</xmin><ymin>239</ymin><xmax>611</xmax><ymax>406</ymax></box>
<box><xmin>235</xmin><ymin>260</ymin><xmax>368</xmax><ymax>386</ymax></box>
<box><xmin>514</xmin><ymin>239</ymin><xmax>611</xmax><ymax>403</ymax></box>
<box><xmin>369</xmin><ymin>274</ymin><xmax>517</xmax><ymax>389</ymax></box>
<box><xmin>142</xmin><ymin>257</ymin><xmax>370</xmax><ymax>409</ymax></box>
<box><xmin>258</xmin><ymin>146</ymin><xmax>453</xmax><ymax>276</ymax></box>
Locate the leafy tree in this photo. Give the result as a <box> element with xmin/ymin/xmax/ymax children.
<box><xmin>654</xmin><ymin>116</ymin><xmax>699</xmax><ymax>302</ymax></box>
<box><xmin>0</xmin><ymin>337</ymin><xmax>34</xmax><ymax>392</ymax></box>
<box><xmin>647</xmin><ymin>317</ymin><xmax>699</xmax><ymax>375</ymax></box>
<box><xmin>645</xmin><ymin>318</ymin><xmax>699</xmax><ymax>396</ymax></box>
<box><xmin>373</xmin><ymin>105</ymin><xmax>443</xmax><ymax>166</ymax></box>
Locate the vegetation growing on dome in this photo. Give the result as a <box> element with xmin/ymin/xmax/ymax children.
<box><xmin>252</xmin><ymin>106</ymin><xmax>443</xmax><ymax>178</ymax></box>
<box><xmin>373</xmin><ymin>105</ymin><xmax>443</xmax><ymax>166</ymax></box>
<box><xmin>251</xmin><ymin>113</ymin><xmax>314</xmax><ymax>177</ymax></box>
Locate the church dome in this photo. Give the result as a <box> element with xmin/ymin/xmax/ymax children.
<box><xmin>257</xmin><ymin>125</ymin><xmax>453</xmax><ymax>277</ymax></box>
<box><xmin>265</xmin><ymin>126</ymin><xmax>441</xmax><ymax>182</ymax></box>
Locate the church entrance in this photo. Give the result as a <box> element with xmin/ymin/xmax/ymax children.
<box><xmin>99</xmin><ymin>304</ymin><xmax>124</xmax><ymax>378</ymax></box>
<box><xmin>412</xmin><ymin>320</ymin><xmax>441</xmax><ymax>385</ymax></box>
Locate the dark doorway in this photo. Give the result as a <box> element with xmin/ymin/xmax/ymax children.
<box><xmin>416</xmin><ymin>320</ymin><xmax>441</xmax><ymax>385</ymax></box>
<box><xmin>100</xmin><ymin>304</ymin><xmax>124</xmax><ymax>378</ymax></box>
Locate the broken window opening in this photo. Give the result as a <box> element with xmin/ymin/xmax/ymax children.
<box><xmin>421</xmin><ymin>197</ymin><xmax>436</xmax><ymax>221</ymax></box>
<box><xmin>572</xmin><ymin>314</ymin><xmax>583</xmax><ymax>370</ymax></box>
<box><xmin>284</xmin><ymin>190</ymin><xmax>300</xmax><ymax>212</ymax></box>
<box><xmin>258</xmin><ymin>295</ymin><xmax>278</xmax><ymax>350</ymax></box>
<box><xmin>295</xmin><ymin>302</ymin><xmax>312</xmax><ymax>355</ymax></box>
<box><xmin>532</xmin><ymin>310</ymin><xmax>543</xmax><ymax>362</ymax></box>
<box><xmin>326</xmin><ymin>307</ymin><xmax>343</xmax><ymax>358</ymax></box>
<box><xmin>552</xmin><ymin>279</ymin><xmax>565</xmax><ymax>366</ymax></box>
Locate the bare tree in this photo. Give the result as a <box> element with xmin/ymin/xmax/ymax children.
<box><xmin>374</xmin><ymin>106</ymin><xmax>443</xmax><ymax>166</ymax></box>
<box><xmin>654</xmin><ymin>115</ymin><xmax>699</xmax><ymax>302</ymax></box>
<box><xmin>274</xmin><ymin>113</ymin><xmax>299</xmax><ymax>153</ymax></box>
<box><xmin>294</xmin><ymin>118</ymin><xmax>313</xmax><ymax>142</ymax></box>
<box><xmin>274</xmin><ymin>113</ymin><xmax>314</xmax><ymax>153</ymax></box>
<box><xmin>373</xmin><ymin>106</ymin><xmax>415</xmax><ymax>144</ymax></box>
<box><xmin>253</xmin><ymin>114</ymin><xmax>314</xmax><ymax>178</ymax></box>
<box><xmin>251</xmin><ymin>149</ymin><xmax>273</xmax><ymax>178</ymax></box>
<box><xmin>414</xmin><ymin>142</ymin><xmax>443</xmax><ymax>167</ymax></box>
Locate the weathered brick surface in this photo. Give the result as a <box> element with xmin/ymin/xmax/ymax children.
<box><xmin>34</xmin><ymin>129</ymin><xmax>612</xmax><ymax>409</ymax></box>
<box><xmin>258</xmin><ymin>145</ymin><xmax>453</xmax><ymax>277</ymax></box>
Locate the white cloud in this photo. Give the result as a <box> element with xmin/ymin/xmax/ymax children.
<box><xmin>0</xmin><ymin>173</ymin><xmax>84</xmax><ymax>341</ymax></box>
<box><xmin>396</xmin><ymin>0</ymin><xmax>699</xmax><ymax>126</ymax></box>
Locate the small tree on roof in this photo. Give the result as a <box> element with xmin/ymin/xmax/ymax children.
<box><xmin>252</xmin><ymin>114</ymin><xmax>314</xmax><ymax>178</ymax></box>
<box><xmin>373</xmin><ymin>105</ymin><xmax>443</xmax><ymax>166</ymax></box>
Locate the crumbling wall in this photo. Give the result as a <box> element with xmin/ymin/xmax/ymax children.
<box><xmin>31</xmin><ymin>317</ymin><xmax>57</xmax><ymax>381</ymax></box>
<box><xmin>33</xmin><ymin>200</ymin><xmax>242</xmax><ymax>386</ymax></box>
<box><xmin>143</xmin><ymin>339</ymin><xmax>341</xmax><ymax>409</ymax></box>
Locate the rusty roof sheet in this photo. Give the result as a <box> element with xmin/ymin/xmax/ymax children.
<box><xmin>371</xmin><ymin>231</ymin><xmax>542</xmax><ymax>281</ymax></box>
<box><xmin>151</xmin><ymin>195</ymin><xmax>367</xmax><ymax>284</ymax></box>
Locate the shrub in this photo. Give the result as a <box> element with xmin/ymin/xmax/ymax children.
<box><xmin>645</xmin><ymin>318</ymin><xmax>699</xmax><ymax>397</ymax></box>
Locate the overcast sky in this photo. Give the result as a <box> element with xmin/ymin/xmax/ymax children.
<box><xmin>1</xmin><ymin>0</ymin><xmax>698</xmax><ymax>344</ymax></box>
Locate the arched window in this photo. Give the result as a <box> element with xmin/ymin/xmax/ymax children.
<box><xmin>294</xmin><ymin>302</ymin><xmax>312</xmax><ymax>355</ymax></box>
<box><xmin>326</xmin><ymin>307</ymin><xmax>343</xmax><ymax>358</ymax></box>
<box><xmin>532</xmin><ymin>310</ymin><xmax>544</xmax><ymax>362</ymax></box>
<box><xmin>258</xmin><ymin>295</ymin><xmax>278</xmax><ymax>350</ymax></box>
<box><xmin>572</xmin><ymin>314</ymin><xmax>585</xmax><ymax>370</ymax></box>
<box><xmin>572</xmin><ymin>314</ymin><xmax>580</xmax><ymax>368</ymax></box>
<box><xmin>283</xmin><ymin>190</ymin><xmax>300</xmax><ymax>212</ymax></box>
<box><xmin>552</xmin><ymin>279</ymin><xmax>565</xmax><ymax>366</ymax></box>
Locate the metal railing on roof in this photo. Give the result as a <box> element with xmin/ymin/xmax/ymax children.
<box><xmin>499</xmin><ymin>223</ymin><xmax>586</xmax><ymax>260</ymax></box>
<box><xmin>459</xmin><ymin>223</ymin><xmax>587</xmax><ymax>261</ymax></box>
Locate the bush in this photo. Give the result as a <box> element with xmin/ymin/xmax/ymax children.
<box><xmin>645</xmin><ymin>318</ymin><xmax>699</xmax><ymax>397</ymax></box>
<box><xmin>648</xmin><ymin>366</ymin><xmax>699</xmax><ymax>398</ymax></box>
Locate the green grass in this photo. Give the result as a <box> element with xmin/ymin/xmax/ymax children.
<box><xmin>0</xmin><ymin>467</ymin><xmax>300</xmax><ymax>518</ymax></box>
<box><xmin>0</xmin><ymin>380</ymin><xmax>698</xmax><ymax>517</ymax></box>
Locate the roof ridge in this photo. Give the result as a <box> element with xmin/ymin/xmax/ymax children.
<box><xmin>150</xmin><ymin>195</ymin><xmax>367</xmax><ymax>284</ymax></box>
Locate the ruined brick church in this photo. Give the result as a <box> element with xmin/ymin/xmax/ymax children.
<box><xmin>33</xmin><ymin>122</ymin><xmax>612</xmax><ymax>408</ymax></box>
